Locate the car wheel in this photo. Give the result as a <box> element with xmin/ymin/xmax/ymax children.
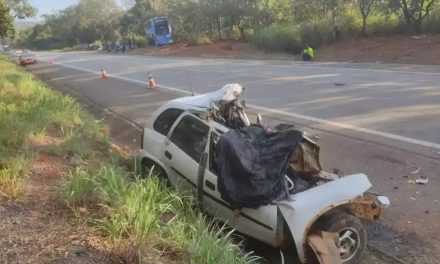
<box><xmin>141</xmin><ymin>158</ymin><xmax>168</xmax><ymax>181</ymax></box>
<box><xmin>320</xmin><ymin>212</ymin><xmax>367</xmax><ymax>264</ymax></box>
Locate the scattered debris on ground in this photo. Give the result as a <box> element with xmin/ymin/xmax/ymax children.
<box><xmin>407</xmin><ymin>165</ymin><xmax>421</xmax><ymax>174</ymax></box>
<box><xmin>415</xmin><ymin>176</ymin><xmax>429</xmax><ymax>185</ymax></box>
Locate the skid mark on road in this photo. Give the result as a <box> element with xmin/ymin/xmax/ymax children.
<box><xmin>48</xmin><ymin>60</ymin><xmax>440</xmax><ymax>151</ymax></box>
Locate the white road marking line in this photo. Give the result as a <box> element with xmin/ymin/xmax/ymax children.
<box><xmin>249</xmin><ymin>105</ymin><xmax>440</xmax><ymax>150</ymax></box>
<box><xmin>41</xmin><ymin>52</ymin><xmax>440</xmax><ymax>76</ymax></box>
<box><xmin>48</xmin><ymin>61</ymin><xmax>440</xmax><ymax>150</ymax></box>
<box><xmin>52</xmin><ymin>62</ymin><xmax>194</xmax><ymax>96</ymax></box>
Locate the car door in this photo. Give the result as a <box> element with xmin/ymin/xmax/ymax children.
<box><xmin>201</xmin><ymin>131</ymin><xmax>279</xmax><ymax>247</ymax></box>
<box><xmin>163</xmin><ymin>113</ymin><xmax>210</xmax><ymax>196</ymax></box>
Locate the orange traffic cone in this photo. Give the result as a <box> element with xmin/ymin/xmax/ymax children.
<box><xmin>101</xmin><ymin>68</ymin><xmax>109</xmax><ymax>79</ymax></box>
<box><xmin>148</xmin><ymin>72</ymin><xmax>156</xmax><ymax>89</ymax></box>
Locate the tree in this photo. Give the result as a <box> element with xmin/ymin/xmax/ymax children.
<box><xmin>391</xmin><ymin>0</ymin><xmax>438</xmax><ymax>34</ymax></box>
<box><xmin>359</xmin><ymin>0</ymin><xmax>375</xmax><ymax>36</ymax></box>
<box><xmin>123</xmin><ymin>0</ymin><xmax>154</xmax><ymax>35</ymax></box>
<box><xmin>201</xmin><ymin>0</ymin><xmax>225</xmax><ymax>40</ymax></box>
<box><xmin>0</xmin><ymin>1</ymin><xmax>14</xmax><ymax>38</ymax></box>
<box><xmin>75</xmin><ymin>0</ymin><xmax>123</xmax><ymax>42</ymax></box>
<box><xmin>4</xmin><ymin>0</ymin><xmax>36</xmax><ymax>19</ymax></box>
<box><xmin>1</xmin><ymin>0</ymin><xmax>36</xmax><ymax>39</ymax></box>
<box><xmin>234</xmin><ymin>0</ymin><xmax>260</xmax><ymax>42</ymax></box>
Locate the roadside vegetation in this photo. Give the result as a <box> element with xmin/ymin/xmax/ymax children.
<box><xmin>4</xmin><ymin>0</ymin><xmax>440</xmax><ymax>54</ymax></box>
<box><xmin>0</xmin><ymin>55</ymin><xmax>259</xmax><ymax>263</ymax></box>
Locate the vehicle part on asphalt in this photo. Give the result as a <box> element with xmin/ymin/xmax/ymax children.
<box><xmin>415</xmin><ymin>176</ymin><xmax>429</xmax><ymax>184</ymax></box>
<box><xmin>407</xmin><ymin>165</ymin><xmax>421</xmax><ymax>174</ymax></box>
<box><xmin>376</xmin><ymin>196</ymin><xmax>391</xmax><ymax>208</ymax></box>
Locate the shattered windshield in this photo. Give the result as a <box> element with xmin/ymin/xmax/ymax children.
<box><xmin>154</xmin><ymin>20</ymin><xmax>170</xmax><ymax>36</ymax></box>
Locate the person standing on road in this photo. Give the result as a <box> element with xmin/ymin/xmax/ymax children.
<box><xmin>302</xmin><ymin>45</ymin><xmax>314</xmax><ymax>62</ymax></box>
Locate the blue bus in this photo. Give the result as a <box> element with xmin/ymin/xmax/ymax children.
<box><xmin>146</xmin><ymin>17</ymin><xmax>173</xmax><ymax>46</ymax></box>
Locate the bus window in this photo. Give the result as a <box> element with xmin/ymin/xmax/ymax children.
<box><xmin>155</xmin><ymin>20</ymin><xmax>170</xmax><ymax>36</ymax></box>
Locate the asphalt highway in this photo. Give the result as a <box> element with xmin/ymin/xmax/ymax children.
<box><xmin>30</xmin><ymin>51</ymin><xmax>440</xmax><ymax>264</ymax></box>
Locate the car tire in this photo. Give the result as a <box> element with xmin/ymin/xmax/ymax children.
<box><xmin>320</xmin><ymin>212</ymin><xmax>367</xmax><ymax>264</ymax></box>
<box><xmin>141</xmin><ymin>158</ymin><xmax>168</xmax><ymax>182</ymax></box>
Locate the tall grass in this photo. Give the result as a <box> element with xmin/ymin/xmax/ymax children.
<box><xmin>0</xmin><ymin>155</ymin><xmax>28</xmax><ymax>198</ymax></box>
<box><xmin>63</xmin><ymin>163</ymin><xmax>260</xmax><ymax>264</ymax></box>
<box><xmin>251</xmin><ymin>21</ymin><xmax>336</xmax><ymax>54</ymax></box>
<box><xmin>0</xmin><ymin>54</ymin><xmax>108</xmax><ymax>198</ymax></box>
<box><xmin>0</xmin><ymin>54</ymin><xmax>259</xmax><ymax>263</ymax></box>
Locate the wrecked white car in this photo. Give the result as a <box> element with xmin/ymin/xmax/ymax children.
<box><xmin>138</xmin><ymin>84</ymin><xmax>390</xmax><ymax>264</ymax></box>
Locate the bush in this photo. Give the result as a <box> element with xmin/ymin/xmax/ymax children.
<box><xmin>251</xmin><ymin>21</ymin><xmax>336</xmax><ymax>54</ymax></box>
<box><xmin>64</xmin><ymin>163</ymin><xmax>260</xmax><ymax>263</ymax></box>
<box><xmin>423</xmin><ymin>10</ymin><xmax>440</xmax><ymax>34</ymax></box>
<box><xmin>133</xmin><ymin>35</ymin><xmax>148</xmax><ymax>48</ymax></box>
<box><xmin>369</xmin><ymin>13</ymin><xmax>401</xmax><ymax>36</ymax></box>
<box><xmin>63</xmin><ymin>168</ymin><xmax>97</xmax><ymax>207</ymax></box>
<box><xmin>0</xmin><ymin>55</ymin><xmax>108</xmax><ymax>198</ymax></box>
<box><xmin>299</xmin><ymin>20</ymin><xmax>336</xmax><ymax>48</ymax></box>
<box><xmin>251</xmin><ymin>24</ymin><xmax>301</xmax><ymax>53</ymax></box>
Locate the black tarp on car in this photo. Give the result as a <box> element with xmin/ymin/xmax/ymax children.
<box><xmin>215</xmin><ymin>126</ymin><xmax>303</xmax><ymax>209</ymax></box>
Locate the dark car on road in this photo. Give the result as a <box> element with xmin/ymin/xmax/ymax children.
<box><xmin>19</xmin><ymin>53</ymin><xmax>37</xmax><ymax>66</ymax></box>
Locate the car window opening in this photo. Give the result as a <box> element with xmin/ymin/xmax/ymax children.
<box><xmin>153</xmin><ymin>108</ymin><xmax>184</xmax><ymax>136</ymax></box>
<box><xmin>170</xmin><ymin>115</ymin><xmax>209</xmax><ymax>162</ymax></box>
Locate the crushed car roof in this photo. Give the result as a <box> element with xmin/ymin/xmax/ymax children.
<box><xmin>171</xmin><ymin>83</ymin><xmax>244</xmax><ymax>109</ymax></box>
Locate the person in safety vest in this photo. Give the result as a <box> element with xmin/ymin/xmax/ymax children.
<box><xmin>302</xmin><ymin>45</ymin><xmax>314</xmax><ymax>61</ymax></box>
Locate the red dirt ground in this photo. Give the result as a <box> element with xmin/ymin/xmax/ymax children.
<box><xmin>133</xmin><ymin>35</ymin><xmax>440</xmax><ymax>65</ymax></box>
<box><xmin>0</xmin><ymin>133</ymin><xmax>180</xmax><ymax>264</ymax></box>
<box><xmin>316</xmin><ymin>35</ymin><xmax>440</xmax><ymax>65</ymax></box>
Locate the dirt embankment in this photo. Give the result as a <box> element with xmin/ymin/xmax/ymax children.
<box><xmin>316</xmin><ymin>35</ymin><xmax>440</xmax><ymax>65</ymax></box>
<box><xmin>132</xmin><ymin>35</ymin><xmax>440</xmax><ymax>65</ymax></box>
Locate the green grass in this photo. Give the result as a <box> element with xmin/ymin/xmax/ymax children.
<box><xmin>0</xmin><ymin>54</ymin><xmax>259</xmax><ymax>263</ymax></box>
<box><xmin>251</xmin><ymin>21</ymin><xmax>336</xmax><ymax>54</ymax></box>
<box><xmin>0</xmin><ymin>54</ymin><xmax>109</xmax><ymax>198</ymax></box>
<box><xmin>64</xmin><ymin>163</ymin><xmax>260</xmax><ymax>263</ymax></box>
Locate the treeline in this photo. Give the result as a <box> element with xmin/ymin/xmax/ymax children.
<box><xmin>14</xmin><ymin>0</ymin><xmax>440</xmax><ymax>53</ymax></box>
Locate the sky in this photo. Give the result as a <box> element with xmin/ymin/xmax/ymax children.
<box><xmin>29</xmin><ymin>0</ymin><xmax>126</xmax><ymax>19</ymax></box>
<box><xmin>29</xmin><ymin>0</ymin><xmax>79</xmax><ymax>18</ymax></box>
